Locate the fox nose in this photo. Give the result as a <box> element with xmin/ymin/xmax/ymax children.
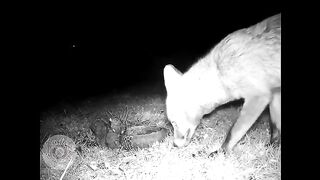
<box><xmin>173</xmin><ymin>142</ymin><xmax>178</xmax><ymax>147</ymax></box>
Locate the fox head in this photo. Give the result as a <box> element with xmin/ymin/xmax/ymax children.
<box><xmin>163</xmin><ymin>64</ymin><xmax>204</xmax><ymax>147</ymax></box>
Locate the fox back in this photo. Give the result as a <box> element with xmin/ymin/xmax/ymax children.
<box><xmin>164</xmin><ymin>14</ymin><xmax>281</xmax><ymax>151</ymax></box>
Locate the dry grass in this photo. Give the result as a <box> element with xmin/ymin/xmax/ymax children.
<box><xmin>40</xmin><ymin>84</ymin><xmax>281</xmax><ymax>180</ymax></box>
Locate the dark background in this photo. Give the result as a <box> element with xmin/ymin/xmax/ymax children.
<box><xmin>41</xmin><ymin>8</ymin><xmax>281</xmax><ymax>112</ymax></box>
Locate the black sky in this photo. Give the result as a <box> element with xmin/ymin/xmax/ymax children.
<box><xmin>41</xmin><ymin>8</ymin><xmax>281</xmax><ymax>111</ymax></box>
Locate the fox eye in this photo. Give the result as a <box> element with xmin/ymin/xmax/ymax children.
<box><xmin>171</xmin><ymin>121</ymin><xmax>177</xmax><ymax>128</ymax></box>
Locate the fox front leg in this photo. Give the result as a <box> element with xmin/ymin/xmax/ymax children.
<box><xmin>209</xmin><ymin>95</ymin><xmax>270</xmax><ymax>157</ymax></box>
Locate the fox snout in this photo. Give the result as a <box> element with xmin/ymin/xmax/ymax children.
<box><xmin>172</xmin><ymin>127</ymin><xmax>193</xmax><ymax>147</ymax></box>
<box><xmin>173</xmin><ymin>137</ymin><xmax>189</xmax><ymax>147</ymax></box>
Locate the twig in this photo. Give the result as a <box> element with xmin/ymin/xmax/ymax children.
<box><xmin>59</xmin><ymin>157</ymin><xmax>74</xmax><ymax>180</ymax></box>
<box><xmin>118</xmin><ymin>167</ymin><xmax>127</xmax><ymax>180</ymax></box>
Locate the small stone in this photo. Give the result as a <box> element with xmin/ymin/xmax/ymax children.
<box><xmin>89</xmin><ymin>161</ymin><xmax>98</xmax><ymax>171</ymax></box>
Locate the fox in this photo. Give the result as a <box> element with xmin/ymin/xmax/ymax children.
<box><xmin>163</xmin><ymin>14</ymin><xmax>281</xmax><ymax>154</ymax></box>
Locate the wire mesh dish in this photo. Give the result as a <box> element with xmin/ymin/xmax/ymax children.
<box><xmin>41</xmin><ymin>135</ymin><xmax>77</xmax><ymax>170</ymax></box>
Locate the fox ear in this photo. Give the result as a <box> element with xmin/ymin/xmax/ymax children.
<box><xmin>163</xmin><ymin>64</ymin><xmax>182</xmax><ymax>90</ymax></box>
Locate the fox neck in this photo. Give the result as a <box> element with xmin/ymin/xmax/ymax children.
<box><xmin>183</xmin><ymin>58</ymin><xmax>233</xmax><ymax>115</ymax></box>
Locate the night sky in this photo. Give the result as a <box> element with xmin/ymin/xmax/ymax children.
<box><xmin>41</xmin><ymin>9</ymin><xmax>281</xmax><ymax>111</ymax></box>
